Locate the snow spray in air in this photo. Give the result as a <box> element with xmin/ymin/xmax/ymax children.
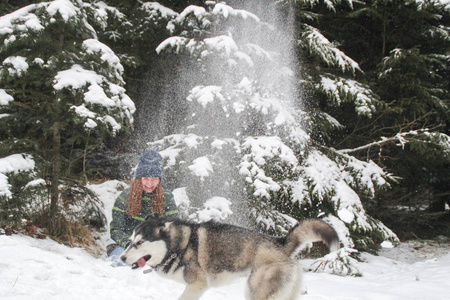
<box><xmin>148</xmin><ymin>1</ymin><xmax>302</xmax><ymax>227</ymax></box>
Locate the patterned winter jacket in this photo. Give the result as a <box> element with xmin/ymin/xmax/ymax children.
<box><xmin>110</xmin><ymin>188</ymin><xmax>179</xmax><ymax>248</ymax></box>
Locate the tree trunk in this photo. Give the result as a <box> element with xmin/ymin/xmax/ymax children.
<box><xmin>49</xmin><ymin>123</ymin><xmax>61</xmax><ymax>233</ymax></box>
<box><xmin>382</xmin><ymin>17</ymin><xmax>387</xmax><ymax>56</ymax></box>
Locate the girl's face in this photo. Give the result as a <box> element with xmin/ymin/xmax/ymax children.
<box><xmin>141</xmin><ymin>177</ymin><xmax>160</xmax><ymax>193</ymax></box>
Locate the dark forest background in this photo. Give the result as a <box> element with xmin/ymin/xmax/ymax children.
<box><xmin>1</xmin><ymin>0</ymin><xmax>449</xmax><ymax>247</ymax></box>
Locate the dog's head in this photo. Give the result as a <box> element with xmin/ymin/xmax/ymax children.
<box><xmin>120</xmin><ymin>216</ymin><xmax>172</xmax><ymax>269</ymax></box>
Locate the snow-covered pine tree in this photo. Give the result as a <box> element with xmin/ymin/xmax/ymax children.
<box><xmin>143</xmin><ymin>1</ymin><xmax>398</xmax><ymax>252</ymax></box>
<box><xmin>292</xmin><ymin>0</ymin><xmax>381</xmax><ymax>143</ymax></box>
<box><xmin>375</xmin><ymin>46</ymin><xmax>450</xmax><ymax>214</ymax></box>
<box><xmin>0</xmin><ymin>0</ymin><xmax>134</xmax><ymax>231</ymax></box>
<box><xmin>303</xmin><ymin>0</ymin><xmax>449</xmax><ymax>237</ymax></box>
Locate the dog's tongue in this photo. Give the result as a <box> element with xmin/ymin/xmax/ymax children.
<box><xmin>137</xmin><ymin>257</ymin><xmax>147</xmax><ymax>268</ymax></box>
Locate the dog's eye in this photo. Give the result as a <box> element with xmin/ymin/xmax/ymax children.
<box><xmin>136</xmin><ymin>240</ymin><xmax>144</xmax><ymax>245</ymax></box>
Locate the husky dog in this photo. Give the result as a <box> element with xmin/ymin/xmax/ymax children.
<box><xmin>121</xmin><ymin>215</ymin><xmax>339</xmax><ymax>300</ymax></box>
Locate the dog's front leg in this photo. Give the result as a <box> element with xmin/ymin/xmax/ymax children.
<box><xmin>178</xmin><ymin>282</ymin><xmax>208</xmax><ymax>300</ymax></box>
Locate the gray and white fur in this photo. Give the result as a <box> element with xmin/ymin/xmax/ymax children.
<box><xmin>121</xmin><ymin>216</ymin><xmax>339</xmax><ymax>300</ymax></box>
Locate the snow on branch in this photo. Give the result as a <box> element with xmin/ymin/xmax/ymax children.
<box><xmin>292</xmin><ymin>0</ymin><xmax>354</xmax><ymax>10</ymax></box>
<box><xmin>337</xmin><ymin>130</ymin><xmax>450</xmax><ymax>156</ymax></box>
<box><xmin>174</xmin><ymin>5</ymin><xmax>207</xmax><ymax>25</ymax></box>
<box><xmin>155</xmin><ymin>36</ymin><xmax>191</xmax><ymax>54</ymax></box>
<box><xmin>53</xmin><ymin>64</ymin><xmax>135</xmax><ymax>133</ymax></box>
<box><xmin>187</xmin><ymin>85</ymin><xmax>224</xmax><ymax>108</ymax></box>
<box><xmin>300</xmin><ymin>25</ymin><xmax>361</xmax><ymax>74</ymax></box>
<box><xmin>239</xmin><ymin>136</ymin><xmax>297</xmax><ymax>198</ymax></box>
<box><xmin>140</xmin><ymin>2</ymin><xmax>178</xmax><ymax>21</ymax></box>
<box><xmin>82</xmin><ymin>39</ymin><xmax>124</xmax><ymax>81</ymax></box>
<box><xmin>309</xmin><ymin>248</ymin><xmax>361</xmax><ymax>276</ymax></box>
<box><xmin>0</xmin><ymin>0</ymin><xmax>91</xmax><ymax>44</ymax></box>
<box><xmin>212</xmin><ymin>3</ymin><xmax>260</xmax><ymax>22</ymax></box>
<box><xmin>2</xmin><ymin>56</ymin><xmax>29</xmax><ymax>77</ymax></box>
<box><xmin>192</xmin><ymin>196</ymin><xmax>233</xmax><ymax>222</ymax></box>
<box><xmin>318</xmin><ymin>75</ymin><xmax>378</xmax><ymax>117</ymax></box>
<box><xmin>0</xmin><ymin>89</ymin><xmax>14</xmax><ymax>105</ymax></box>
<box><xmin>0</xmin><ymin>154</ymin><xmax>36</xmax><ymax>198</ymax></box>
<box><xmin>157</xmin><ymin>34</ymin><xmax>255</xmax><ymax>68</ymax></box>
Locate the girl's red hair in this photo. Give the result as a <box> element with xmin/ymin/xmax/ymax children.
<box><xmin>127</xmin><ymin>178</ymin><xmax>164</xmax><ymax>216</ymax></box>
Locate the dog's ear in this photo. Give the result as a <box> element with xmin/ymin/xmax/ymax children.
<box><xmin>163</xmin><ymin>221</ymin><xmax>172</xmax><ymax>231</ymax></box>
<box><xmin>155</xmin><ymin>221</ymin><xmax>172</xmax><ymax>237</ymax></box>
<box><xmin>145</xmin><ymin>213</ymin><xmax>159</xmax><ymax>220</ymax></box>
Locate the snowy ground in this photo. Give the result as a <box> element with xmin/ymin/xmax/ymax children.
<box><xmin>1</xmin><ymin>180</ymin><xmax>449</xmax><ymax>300</ymax></box>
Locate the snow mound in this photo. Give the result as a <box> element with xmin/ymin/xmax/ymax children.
<box><xmin>1</xmin><ymin>181</ymin><xmax>448</xmax><ymax>300</ymax></box>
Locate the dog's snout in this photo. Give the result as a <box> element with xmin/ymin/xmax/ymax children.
<box><xmin>120</xmin><ymin>255</ymin><xmax>126</xmax><ymax>262</ymax></box>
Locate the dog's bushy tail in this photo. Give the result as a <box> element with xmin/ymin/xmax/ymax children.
<box><xmin>283</xmin><ymin>219</ymin><xmax>339</xmax><ymax>257</ymax></box>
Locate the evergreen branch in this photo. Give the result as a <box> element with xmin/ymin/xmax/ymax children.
<box><xmin>337</xmin><ymin>129</ymin><xmax>450</xmax><ymax>155</ymax></box>
<box><xmin>335</xmin><ymin>111</ymin><xmax>443</xmax><ymax>150</ymax></box>
<box><xmin>337</xmin><ymin>133</ymin><xmax>409</xmax><ymax>154</ymax></box>
<box><xmin>299</xmin><ymin>24</ymin><xmax>362</xmax><ymax>75</ymax></box>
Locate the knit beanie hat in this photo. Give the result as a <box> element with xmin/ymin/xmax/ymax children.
<box><xmin>135</xmin><ymin>150</ymin><xmax>162</xmax><ymax>178</ymax></box>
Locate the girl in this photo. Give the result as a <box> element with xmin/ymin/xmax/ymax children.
<box><xmin>107</xmin><ymin>150</ymin><xmax>179</xmax><ymax>263</ymax></box>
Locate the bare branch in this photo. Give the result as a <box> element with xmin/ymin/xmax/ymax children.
<box><xmin>337</xmin><ymin>131</ymin><xmax>414</xmax><ymax>154</ymax></box>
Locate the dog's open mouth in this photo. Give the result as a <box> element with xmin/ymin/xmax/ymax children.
<box><xmin>131</xmin><ymin>255</ymin><xmax>151</xmax><ymax>269</ymax></box>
